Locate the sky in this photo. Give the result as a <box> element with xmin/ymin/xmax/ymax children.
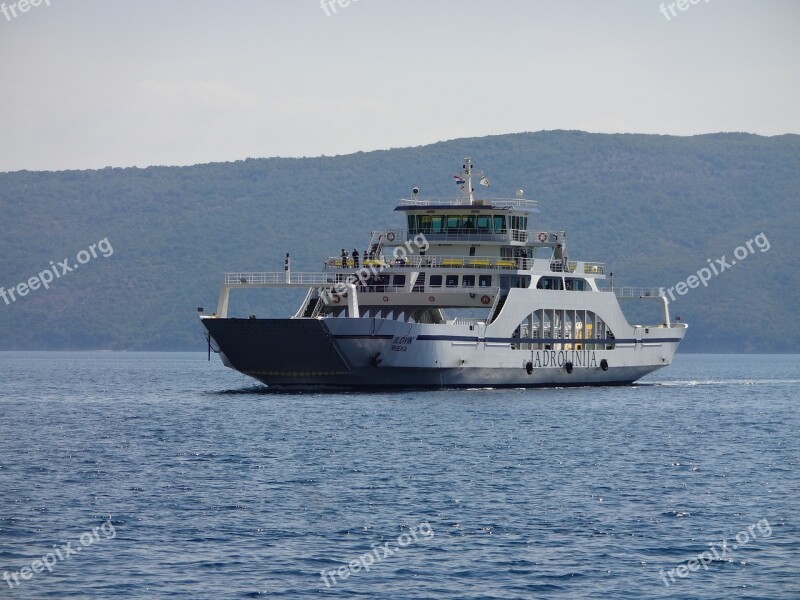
<box><xmin>1</xmin><ymin>0</ymin><xmax>798</xmax><ymax>172</ymax></box>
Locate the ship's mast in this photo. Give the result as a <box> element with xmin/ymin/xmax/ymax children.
<box><xmin>459</xmin><ymin>157</ymin><xmax>486</xmax><ymax>205</ymax></box>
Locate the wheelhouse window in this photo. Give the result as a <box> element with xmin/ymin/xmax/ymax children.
<box><xmin>412</xmin><ymin>213</ymin><xmax>512</xmax><ymax>235</ymax></box>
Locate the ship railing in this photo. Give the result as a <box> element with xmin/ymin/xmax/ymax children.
<box><xmin>599</xmin><ymin>287</ymin><xmax>687</xmax><ymax>330</ymax></box>
<box><xmin>224</xmin><ymin>272</ymin><xmax>506</xmax><ymax>294</ymax></box>
<box><xmin>322</xmin><ymin>255</ymin><xmax>609</xmax><ymax>276</ymax></box>
<box><xmin>225</xmin><ymin>272</ymin><xmax>336</xmax><ymax>286</ymax></box>
<box><xmin>324</xmin><ymin>254</ymin><xmax>529</xmax><ymax>270</ymax></box>
<box><xmin>605</xmin><ymin>286</ymin><xmax>666</xmax><ymax>299</ymax></box>
<box><xmin>550</xmin><ymin>261</ymin><xmax>606</xmax><ymax>275</ymax></box>
<box><xmin>450</xmin><ymin>316</ymin><xmax>485</xmax><ymax>326</ymax></box>
<box><xmin>376</xmin><ymin>228</ymin><xmax>531</xmax><ymax>244</ymax></box>
<box><xmin>582</xmin><ymin>262</ymin><xmax>606</xmax><ymax>274</ymax></box>
<box><xmin>398</xmin><ymin>197</ymin><xmax>538</xmax><ymax>209</ymax></box>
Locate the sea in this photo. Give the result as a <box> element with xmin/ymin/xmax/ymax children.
<box><xmin>0</xmin><ymin>352</ymin><xmax>797</xmax><ymax>599</ymax></box>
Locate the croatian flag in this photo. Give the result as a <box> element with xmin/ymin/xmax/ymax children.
<box><xmin>453</xmin><ymin>175</ymin><xmax>465</xmax><ymax>186</ymax></box>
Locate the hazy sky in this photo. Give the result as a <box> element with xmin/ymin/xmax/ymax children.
<box><xmin>1</xmin><ymin>0</ymin><xmax>798</xmax><ymax>172</ymax></box>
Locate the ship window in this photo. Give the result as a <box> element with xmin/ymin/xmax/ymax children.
<box><xmin>493</xmin><ymin>215</ymin><xmax>506</xmax><ymax>232</ymax></box>
<box><xmin>430</xmin><ymin>216</ymin><xmax>444</xmax><ymax>233</ymax></box>
<box><xmin>501</xmin><ymin>275</ymin><xmax>531</xmax><ymax>289</ymax></box>
<box><xmin>462</xmin><ymin>275</ymin><xmax>475</xmax><ymax>287</ymax></box>
<box><xmin>509</xmin><ymin>216</ymin><xmax>527</xmax><ymax>230</ymax></box>
<box><xmin>446</xmin><ymin>274</ymin><xmax>459</xmax><ymax>287</ymax></box>
<box><xmin>536</xmin><ymin>277</ymin><xmax>563</xmax><ymax>290</ymax></box>
<box><xmin>446</xmin><ymin>215</ymin><xmax>462</xmax><ymax>230</ymax></box>
<box><xmin>477</xmin><ymin>215</ymin><xmax>491</xmax><ymax>230</ymax></box>
<box><xmin>375</xmin><ymin>274</ymin><xmax>389</xmax><ymax>291</ymax></box>
<box><xmin>565</xmin><ymin>278</ymin><xmax>587</xmax><ymax>291</ymax></box>
<box><xmin>407</xmin><ymin>215</ymin><xmax>417</xmax><ymax>231</ymax></box>
<box><xmin>418</xmin><ymin>215</ymin><xmax>432</xmax><ymax>232</ymax></box>
<box><xmin>392</xmin><ymin>275</ymin><xmax>406</xmax><ymax>286</ymax></box>
<box><xmin>469</xmin><ymin>246</ymin><xmax>476</xmax><ymax>257</ymax></box>
<box><xmin>479</xmin><ymin>275</ymin><xmax>493</xmax><ymax>287</ymax></box>
<box><xmin>430</xmin><ymin>275</ymin><xmax>442</xmax><ymax>287</ymax></box>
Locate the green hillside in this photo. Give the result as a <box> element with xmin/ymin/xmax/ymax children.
<box><xmin>0</xmin><ymin>131</ymin><xmax>798</xmax><ymax>352</ymax></box>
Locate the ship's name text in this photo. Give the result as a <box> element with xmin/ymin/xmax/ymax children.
<box><xmin>532</xmin><ymin>350</ymin><xmax>598</xmax><ymax>368</ymax></box>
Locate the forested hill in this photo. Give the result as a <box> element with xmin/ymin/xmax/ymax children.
<box><xmin>0</xmin><ymin>131</ymin><xmax>798</xmax><ymax>352</ymax></box>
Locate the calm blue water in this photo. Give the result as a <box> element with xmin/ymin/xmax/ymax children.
<box><xmin>0</xmin><ymin>352</ymin><xmax>798</xmax><ymax>599</ymax></box>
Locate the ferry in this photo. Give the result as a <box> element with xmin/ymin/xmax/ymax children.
<box><xmin>200</xmin><ymin>158</ymin><xmax>687</xmax><ymax>389</ymax></box>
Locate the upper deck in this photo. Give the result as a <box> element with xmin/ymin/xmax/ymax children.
<box><xmin>395</xmin><ymin>196</ymin><xmax>538</xmax><ymax>211</ymax></box>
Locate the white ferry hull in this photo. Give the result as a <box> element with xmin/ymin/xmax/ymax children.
<box><xmin>202</xmin><ymin>314</ymin><xmax>685</xmax><ymax>390</ymax></box>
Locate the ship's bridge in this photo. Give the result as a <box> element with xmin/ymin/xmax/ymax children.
<box><xmin>390</xmin><ymin>158</ymin><xmax>540</xmax><ymax>246</ymax></box>
<box><xmin>395</xmin><ymin>197</ymin><xmax>536</xmax><ymax>245</ymax></box>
